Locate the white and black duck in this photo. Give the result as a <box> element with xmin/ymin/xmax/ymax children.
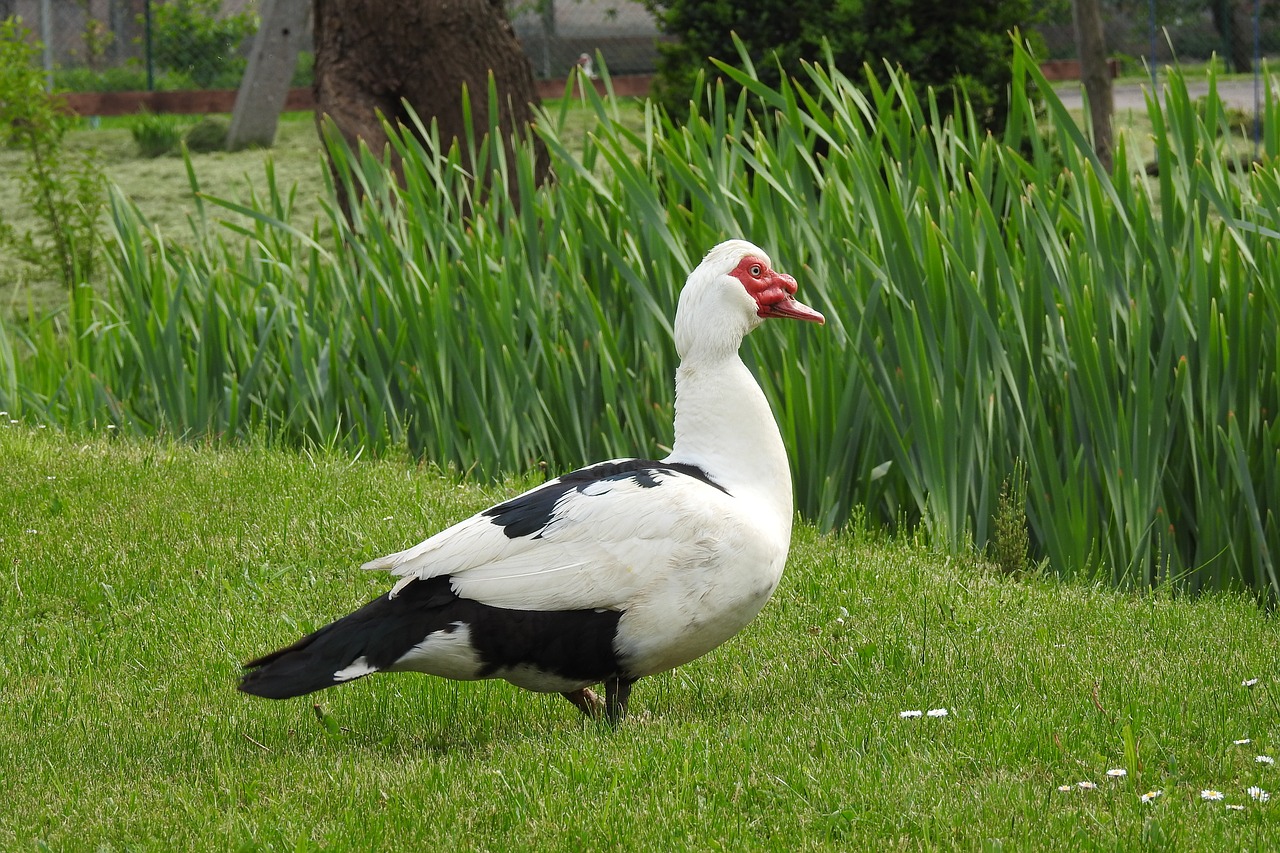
<box><xmin>238</xmin><ymin>239</ymin><xmax>825</xmax><ymax>723</ymax></box>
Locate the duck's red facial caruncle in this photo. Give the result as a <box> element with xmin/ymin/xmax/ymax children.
<box><xmin>729</xmin><ymin>255</ymin><xmax>825</xmax><ymax>324</ymax></box>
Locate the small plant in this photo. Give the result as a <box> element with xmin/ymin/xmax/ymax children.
<box><xmin>184</xmin><ymin>117</ymin><xmax>229</xmax><ymax>153</ymax></box>
<box><xmin>992</xmin><ymin>461</ymin><xmax>1030</xmax><ymax>576</ymax></box>
<box><xmin>78</xmin><ymin>14</ymin><xmax>114</xmax><ymax>70</ymax></box>
<box><xmin>130</xmin><ymin>110</ymin><xmax>184</xmax><ymax>158</ymax></box>
<box><xmin>1194</xmin><ymin>96</ymin><xmax>1255</xmax><ymax>137</ymax></box>
<box><xmin>0</xmin><ymin>17</ymin><xmax>105</xmax><ymax>291</ymax></box>
<box><xmin>1224</xmin><ymin>106</ymin><xmax>1255</xmax><ymax>137</ymax></box>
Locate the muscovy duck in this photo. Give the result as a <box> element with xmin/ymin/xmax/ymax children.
<box><xmin>238</xmin><ymin>239</ymin><xmax>825</xmax><ymax>723</ymax></box>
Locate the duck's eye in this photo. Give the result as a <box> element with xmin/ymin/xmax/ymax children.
<box><xmin>750</xmin><ymin>264</ymin><xmax>762</xmax><ymax>277</ymax></box>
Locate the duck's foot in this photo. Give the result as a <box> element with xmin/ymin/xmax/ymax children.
<box><xmin>561</xmin><ymin>687</ymin><xmax>605</xmax><ymax>718</ymax></box>
<box><xmin>562</xmin><ymin>678</ymin><xmax>637</xmax><ymax>726</ymax></box>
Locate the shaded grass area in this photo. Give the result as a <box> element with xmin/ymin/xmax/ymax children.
<box><xmin>2</xmin><ymin>426</ymin><xmax>1278</xmax><ymax>848</ymax></box>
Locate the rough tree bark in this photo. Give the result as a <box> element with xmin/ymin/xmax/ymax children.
<box><xmin>312</xmin><ymin>0</ymin><xmax>547</xmax><ymax>206</ymax></box>
<box><xmin>1072</xmin><ymin>0</ymin><xmax>1113</xmax><ymax>174</ymax></box>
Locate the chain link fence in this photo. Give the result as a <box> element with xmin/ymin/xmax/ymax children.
<box><xmin>1</xmin><ymin>0</ymin><xmax>661</xmax><ymax>93</ymax></box>
<box><xmin>3</xmin><ymin>0</ymin><xmax>263</xmax><ymax>91</ymax></box>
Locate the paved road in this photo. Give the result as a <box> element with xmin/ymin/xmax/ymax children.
<box><xmin>1054</xmin><ymin>78</ymin><xmax>1274</xmax><ymax>111</ymax></box>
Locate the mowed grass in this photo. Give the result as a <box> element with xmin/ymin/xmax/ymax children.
<box><xmin>2</xmin><ymin>425</ymin><xmax>1279</xmax><ymax>849</ymax></box>
<box><xmin>0</xmin><ymin>103</ymin><xmax>634</xmax><ymax>317</ymax></box>
<box><xmin>0</xmin><ymin>114</ymin><xmax>328</xmax><ymax>316</ymax></box>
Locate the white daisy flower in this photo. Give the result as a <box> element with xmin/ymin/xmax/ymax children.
<box><xmin>1227</xmin><ymin>804</ymin><xmax>1246</xmax><ymax>811</ymax></box>
<box><xmin>1247</xmin><ymin>786</ymin><xmax>1270</xmax><ymax>802</ymax></box>
<box><xmin>927</xmin><ymin>708</ymin><xmax>948</xmax><ymax>718</ymax></box>
<box><xmin>1140</xmin><ymin>790</ymin><xmax>1162</xmax><ymax>803</ymax></box>
<box><xmin>898</xmin><ymin>710</ymin><xmax>923</xmax><ymax>719</ymax></box>
<box><xmin>1106</xmin><ymin>768</ymin><xmax>1128</xmax><ymax>778</ymax></box>
<box><xmin>1057</xmin><ymin>784</ymin><xmax>1074</xmax><ymax>793</ymax></box>
<box><xmin>1257</xmin><ymin>755</ymin><xmax>1276</xmax><ymax>765</ymax></box>
<box><xmin>1243</xmin><ymin>678</ymin><xmax>1260</xmax><ymax>688</ymax></box>
<box><xmin>1234</xmin><ymin>738</ymin><xmax>1252</xmax><ymax>746</ymax></box>
<box><xmin>1201</xmin><ymin>789</ymin><xmax>1225</xmax><ymax>801</ymax></box>
<box><xmin>1077</xmin><ymin>781</ymin><xmax>1097</xmax><ymax>790</ymax></box>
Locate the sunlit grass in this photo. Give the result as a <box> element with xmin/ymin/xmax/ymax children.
<box><xmin>2</xmin><ymin>426</ymin><xmax>1278</xmax><ymax>848</ymax></box>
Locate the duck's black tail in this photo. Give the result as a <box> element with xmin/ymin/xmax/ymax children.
<box><xmin>239</xmin><ymin>574</ymin><xmax>628</xmax><ymax>701</ymax></box>
<box><xmin>238</xmin><ymin>577</ymin><xmax>457</xmax><ymax>699</ymax></box>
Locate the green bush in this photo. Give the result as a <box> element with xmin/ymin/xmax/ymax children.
<box><xmin>130</xmin><ymin>111</ymin><xmax>184</xmax><ymax>157</ymax></box>
<box><xmin>149</xmin><ymin>0</ymin><xmax>257</xmax><ymax>89</ymax></box>
<box><xmin>291</xmin><ymin>50</ymin><xmax>314</xmax><ymax>88</ymax></box>
<box><xmin>642</xmin><ymin>0</ymin><xmax>1045</xmax><ymax>131</ymax></box>
<box><xmin>1193</xmin><ymin>96</ymin><xmax>1256</xmax><ymax>137</ymax></box>
<box><xmin>55</xmin><ymin>64</ymin><xmax>148</xmax><ymax>92</ymax></box>
<box><xmin>184</xmin><ymin>117</ymin><xmax>229</xmax><ymax>152</ymax></box>
<box><xmin>54</xmin><ymin>64</ymin><xmax>196</xmax><ymax>93</ymax></box>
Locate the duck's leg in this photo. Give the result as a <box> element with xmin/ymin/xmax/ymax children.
<box><xmin>604</xmin><ymin>676</ymin><xmax>636</xmax><ymax>725</ymax></box>
<box><xmin>561</xmin><ymin>687</ymin><xmax>604</xmax><ymax>717</ymax></box>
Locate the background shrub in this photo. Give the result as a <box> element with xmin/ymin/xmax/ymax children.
<box><xmin>184</xmin><ymin>117</ymin><xmax>229</xmax><ymax>153</ymax></box>
<box><xmin>130</xmin><ymin>111</ymin><xmax>184</xmax><ymax>157</ymax></box>
<box><xmin>291</xmin><ymin>50</ymin><xmax>314</xmax><ymax>88</ymax></box>
<box><xmin>150</xmin><ymin>0</ymin><xmax>257</xmax><ymax>89</ymax></box>
<box><xmin>642</xmin><ymin>0</ymin><xmax>1046</xmax><ymax>130</ymax></box>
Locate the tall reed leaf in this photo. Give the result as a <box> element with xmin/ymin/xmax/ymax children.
<box><xmin>4</xmin><ymin>49</ymin><xmax>1277</xmax><ymax>597</ymax></box>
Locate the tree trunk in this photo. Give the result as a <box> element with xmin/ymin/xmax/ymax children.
<box><xmin>1072</xmin><ymin>0</ymin><xmax>1113</xmax><ymax>174</ymax></box>
<box><xmin>1210</xmin><ymin>0</ymin><xmax>1253</xmax><ymax>74</ymax></box>
<box><xmin>228</xmin><ymin>0</ymin><xmax>310</xmax><ymax>150</ymax></box>
<box><xmin>312</xmin><ymin>0</ymin><xmax>547</xmax><ymax>209</ymax></box>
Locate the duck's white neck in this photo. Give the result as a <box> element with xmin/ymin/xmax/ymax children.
<box><xmin>664</xmin><ymin>348</ymin><xmax>794</xmax><ymax>539</ymax></box>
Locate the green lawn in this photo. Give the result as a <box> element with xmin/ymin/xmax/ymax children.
<box><xmin>2</xmin><ymin>425</ymin><xmax>1278</xmax><ymax>849</ymax></box>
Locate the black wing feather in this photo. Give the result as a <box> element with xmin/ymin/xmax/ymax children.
<box><xmin>481</xmin><ymin>458</ymin><xmax>726</xmax><ymax>540</ymax></box>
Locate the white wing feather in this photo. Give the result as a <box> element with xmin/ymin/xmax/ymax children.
<box><xmin>361</xmin><ymin>465</ymin><xmax>737</xmax><ymax>613</ymax></box>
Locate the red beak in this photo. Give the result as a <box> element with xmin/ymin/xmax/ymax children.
<box><xmin>755</xmin><ymin>272</ymin><xmax>825</xmax><ymax>324</ymax></box>
<box><xmin>759</xmin><ymin>295</ymin><xmax>825</xmax><ymax>324</ymax></box>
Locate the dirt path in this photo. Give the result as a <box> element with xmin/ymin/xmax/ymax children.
<box><xmin>1054</xmin><ymin>78</ymin><xmax>1274</xmax><ymax>111</ymax></box>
